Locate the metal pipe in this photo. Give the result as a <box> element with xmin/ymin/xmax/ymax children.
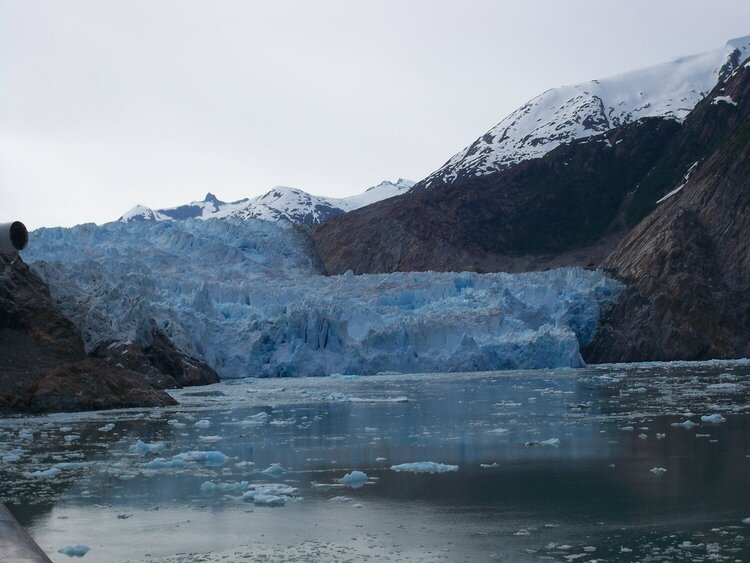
<box><xmin>0</xmin><ymin>504</ymin><xmax>52</xmax><ymax>562</ymax></box>
<box><xmin>0</xmin><ymin>222</ymin><xmax>29</xmax><ymax>253</ymax></box>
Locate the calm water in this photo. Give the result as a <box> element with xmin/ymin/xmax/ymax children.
<box><xmin>2</xmin><ymin>362</ymin><xmax>750</xmax><ymax>562</ymax></box>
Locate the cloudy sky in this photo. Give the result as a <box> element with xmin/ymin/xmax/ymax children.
<box><xmin>2</xmin><ymin>1</ymin><xmax>750</xmax><ymax>228</ymax></box>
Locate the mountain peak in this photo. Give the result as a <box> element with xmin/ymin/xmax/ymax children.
<box><xmin>204</xmin><ymin>192</ymin><xmax>220</xmax><ymax>203</ymax></box>
<box><xmin>420</xmin><ymin>35</ymin><xmax>750</xmax><ymax>188</ymax></box>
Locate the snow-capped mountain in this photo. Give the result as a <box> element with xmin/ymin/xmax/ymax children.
<box><xmin>423</xmin><ymin>36</ymin><xmax>750</xmax><ymax>186</ymax></box>
<box><xmin>119</xmin><ymin>179</ymin><xmax>415</xmax><ymax>225</ymax></box>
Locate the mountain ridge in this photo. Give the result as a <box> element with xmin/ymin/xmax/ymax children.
<box><xmin>119</xmin><ymin>178</ymin><xmax>415</xmax><ymax>226</ymax></box>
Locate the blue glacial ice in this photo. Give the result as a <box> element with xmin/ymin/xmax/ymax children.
<box><xmin>25</xmin><ymin>218</ymin><xmax>623</xmax><ymax>378</ymax></box>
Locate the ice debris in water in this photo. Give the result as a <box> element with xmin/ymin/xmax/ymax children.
<box><xmin>25</xmin><ymin>220</ymin><xmax>624</xmax><ymax>378</ymax></box>
<box><xmin>524</xmin><ymin>438</ymin><xmax>560</xmax><ymax>447</ymax></box>
<box><xmin>339</xmin><ymin>471</ymin><xmax>368</xmax><ymax>488</ymax></box>
<box><xmin>200</xmin><ymin>480</ymin><xmax>249</xmax><ymax>495</ymax></box>
<box><xmin>22</xmin><ymin>467</ymin><xmax>62</xmax><ymax>479</ymax></box>
<box><xmin>97</xmin><ymin>423</ymin><xmax>115</xmax><ymax>432</ymax></box>
<box><xmin>650</xmin><ymin>467</ymin><xmax>668</xmax><ymax>475</ymax></box>
<box><xmin>58</xmin><ymin>544</ymin><xmax>90</xmax><ymax>557</ymax></box>
<box><xmin>141</xmin><ymin>458</ymin><xmax>185</xmax><ymax>470</ymax></box>
<box><xmin>172</xmin><ymin>450</ymin><xmax>228</xmax><ymax>465</ymax></box>
<box><xmin>241</xmin><ymin>483</ymin><xmax>298</xmax><ymax>506</ymax></box>
<box><xmin>671</xmin><ymin>420</ymin><xmax>698</xmax><ymax>429</ymax></box>
<box><xmin>129</xmin><ymin>440</ymin><xmax>166</xmax><ymax>455</ymax></box>
<box><xmin>194</xmin><ymin>419</ymin><xmax>211</xmax><ymax>429</ymax></box>
<box><xmin>700</xmin><ymin>414</ymin><xmax>726</xmax><ymax>424</ymax></box>
<box><xmin>390</xmin><ymin>462</ymin><xmax>459</xmax><ymax>473</ymax></box>
<box><xmin>261</xmin><ymin>463</ymin><xmax>287</xmax><ymax>477</ymax></box>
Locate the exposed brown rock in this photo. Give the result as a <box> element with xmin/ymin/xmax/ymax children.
<box><xmin>312</xmin><ymin>119</ymin><xmax>680</xmax><ymax>275</ymax></box>
<box><xmin>584</xmin><ymin>62</ymin><xmax>750</xmax><ymax>362</ymax></box>
<box><xmin>0</xmin><ymin>252</ymin><xmax>177</xmax><ymax>414</ymax></box>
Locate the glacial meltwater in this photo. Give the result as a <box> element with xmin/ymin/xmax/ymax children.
<box><xmin>2</xmin><ymin>362</ymin><xmax>750</xmax><ymax>562</ymax></box>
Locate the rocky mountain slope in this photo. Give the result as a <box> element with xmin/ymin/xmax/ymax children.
<box><xmin>424</xmin><ymin>36</ymin><xmax>749</xmax><ymax>187</ymax></box>
<box><xmin>312</xmin><ymin>37</ymin><xmax>750</xmax><ymax>275</ymax></box>
<box><xmin>584</xmin><ymin>58</ymin><xmax>750</xmax><ymax>362</ymax></box>
<box><xmin>120</xmin><ymin>179</ymin><xmax>414</xmax><ymax>226</ymax></box>
<box><xmin>0</xmin><ymin>252</ymin><xmax>178</xmax><ymax>413</ymax></box>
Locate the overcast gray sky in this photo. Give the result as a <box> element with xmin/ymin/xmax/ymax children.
<box><xmin>2</xmin><ymin>0</ymin><xmax>750</xmax><ymax>228</ymax></box>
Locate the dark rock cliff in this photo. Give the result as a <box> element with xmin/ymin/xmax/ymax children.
<box><xmin>584</xmin><ymin>62</ymin><xmax>750</xmax><ymax>362</ymax></box>
<box><xmin>312</xmin><ymin>119</ymin><xmax>681</xmax><ymax>275</ymax></box>
<box><xmin>0</xmin><ymin>252</ymin><xmax>179</xmax><ymax>413</ymax></box>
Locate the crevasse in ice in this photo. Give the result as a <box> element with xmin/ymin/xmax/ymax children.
<box><xmin>25</xmin><ymin>219</ymin><xmax>623</xmax><ymax>378</ymax></box>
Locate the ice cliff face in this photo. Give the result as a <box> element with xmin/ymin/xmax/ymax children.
<box><xmin>25</xmin><ymin>219</ymin><xmax>622</xmax><ymax>378</ymax></box>
<box><xmin>423</xmin><ymin>36</ymin><xmax>750</xmax><ymax>186</ymax></box>
<box><xmin>118</xmin><ymin>179</ymin><xmax>415</xmax><ymax>226</ymax></box>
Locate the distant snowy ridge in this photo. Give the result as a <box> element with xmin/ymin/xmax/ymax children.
<box><xmin>119</xmin><ymin>179</ymin><xmax>415</xmax><ymax>225</ymax></box>
<box><xmin>26</xmin><ymin>219</ymin><xmax>623</xmax><ymax>378</ymax></box>
<box><xmin>424</xmin><ymin>36</ymin><xmax>750</xmax><ymax>186</ymax></box>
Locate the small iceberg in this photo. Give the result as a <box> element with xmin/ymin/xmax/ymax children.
<box><xmin>58</xmin><ymin>544</ymin><xmax>90</xmax><ymax>557</ymax></box>
<box><xmin>390</xmin><ymin>462</ymin><xmax>458</xmax><ymax>473</ymax></box>
<box><xmin>339</xmin><ymin>471</ymin><xmax>368</xmax><ymax>488</ymax></box>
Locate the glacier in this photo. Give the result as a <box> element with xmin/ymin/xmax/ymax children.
<box><xmin>25</xmin><ymin>219</ymin><xmax>623</xmax><ymax>378</ymax></box>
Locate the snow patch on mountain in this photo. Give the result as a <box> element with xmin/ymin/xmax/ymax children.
<box><xmin>118</xmin><ymin>179</ymin><xmax>415</xmax><ymax>225</ymax></box>
<box><xmin>26</xmin><ymin>219</ymin><xmax>622</xmax><ymax>378</ymax></box>
<box><xmin>424</xmin><ymin>36</ymin><xmax>750</xmax><ymax>186</ymax></box>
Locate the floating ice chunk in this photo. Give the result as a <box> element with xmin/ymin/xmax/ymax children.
<box><xmin>480</xmin><ymin>462</ymin><xmax>500</xmax><ymax>468</ymax></box>
<box><xmin>327</xmin><ymin>392</ymin><xmax>349</xmax><ymax>402</ymax></box>
<box><xmin>58</xmin><ymin>544</ymin><xmax>90</xmax><ymax>557</ymax></box>
<box><xmin>488</xmin><ymin>428</ymin><xmax>509</xmax><ymax>435</ymax></box>
<box><xmin>250</xmin><ymin>412</ymin><xmax>271</xmax><ymax>422</ymax></box>
<box><xmin>261</xmin><ymin>463</ymin><xmax>287</xmax><ymax>477</ymax></box>
<box><xmin>194</xmin><ymin>419</ymin><xmax>211</xmax><ymax>429</ymax></box>
<box><xmin>524</xmin><ymin>438</ymin><xmax>560</xmax><ymax>447</ymax></box>
<box><xmin>64</xmin><ymin>435</ymin><xmax>80</xmax><ymax>443</ymax></box>
<box><xmin>390</xmin><ymin>462</ymin><xmax>458</xmax><ymax>473</ymax></box>
<box><xmin>23</xmin><ymin>468</ymin><xmax>62</xmax><ymax>478</ymax></box>
<box><xmin>656</xmin><ymin>433</ymin><xmax>666</xmax><ymax>439</ymax></box>
<box><xmin>339</xmin><ymin>471</ymin><xmax>368</xmax><ymax>488</ymax></box>
<box><xmin>348</xmin><ymin>396</ymin><xmax>409</xmax><ymax>403</ymax></box>
<box><xmin>701</xmin><ymin>414</ymin><xmax>726</xmax><ymax>424</ymax></box>
<box><xmin>98</xmin><ymin>423</ymin><xmax>115</xmax><ymax>432</ymax></box>
<box><xmin>252</xmin><ymin>494</ymin><xmax>286</xmax><ymax>506</ymax></box>
<box><xmin>671</xmin><ymin>420</ymin><xmax>698</xmax><ymax>429</ymax></box>
<box><xmin>167</xmin><ymin>419</ymin><xmax>187</xmax><ymax>428</ymax></box>
<box><xmin>234</xmin><ymin>461</ymin><xmax>256</xmax><ymax>471</ymax></box>
<box><xmin>199</xmin><ymin>435</ymin><xmax>223</xmax><ymax>443</ymax></box>
<box><xmin>172</xmin><ymin>450</ymin><xmax>227</xmax><ymax>465</ymax></box>
<box><xmin>513</xmin><ymin>529</ymin><xmax>530</xmax><ymax>536</ymax></box>
<box><xmin>241</xmin><ymin>483</ymin><xmax>298</xmax><ymax>505</ymax></box>
<box><xmin>375</xmin><ymin>457</ymin><xmax>387</xmax><ymax>462</ymax></box>
<box><xmin>18</xmin><ymin>429</ymin><xmax>34</xmax><ymax>441</ymax></box>
<box><xmin>329</xmin><ymin>496</ymin><xmax>353</xmax><ymax>502</ymax></box>
<box><xmin>200</xmin><ymin>480</ymin><xmax>249</xmax><ymax>495</ymax></box>
<box><xmin>638</xmin><ymin>433</ymin><xmax>647</xmax><ymax>440</ymax></box>
<box><xmin>53</xmin><ymin>462</ymin><xmax>92</xmax><ymax>470</ymax></box>
<box><xmin>742</xmin><ymin>517</ymin><xmax>750</xmax><ymax>524</ymax></box>
<box><xmin>650</xmin><ymin>467</ymin><xmax>668</xmax><ymax>475</ymax></box>
<box><xmin>129</xmin><ymin>440</ymin><xmax>166</xmax><ymax>455</ymax></box>
<box><xmin>141</xmin><ymin>458</ymin><xmax>184</xmax><ymax>470</ymax></box>
<box><xmin>707</xmin><ymin>382</ymin><xmax>743</xmax><ymax>392</ymax></box>
<box><xmin>619</xmin><ymin>426</ymin><xmax>634</xmax><ymax>431</ymax></box>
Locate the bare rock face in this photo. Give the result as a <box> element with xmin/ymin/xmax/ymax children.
<box><xmin>0</xmin><ymin>253</ymin><xmax>177</xmax><ymax>414</ymax></box>
<box><xmin>313</xmin><ymin>119</ymin><xmax>680</xmax><ymax>275</ymax></box>
<box><xmin>90</xmin><ymin>321</ymin><xmax>220</xmax><ymax>389</ymax></box>
<box><xmin>584</xmin><ymin>61</ymin><xmax>750</xmax><ymax>362</ymax></box>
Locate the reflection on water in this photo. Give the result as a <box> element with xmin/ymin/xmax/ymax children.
<box><xmin>1</xmin><ymin>362</ymin><xmax>750</xmax><ymax>561</ymax></box>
